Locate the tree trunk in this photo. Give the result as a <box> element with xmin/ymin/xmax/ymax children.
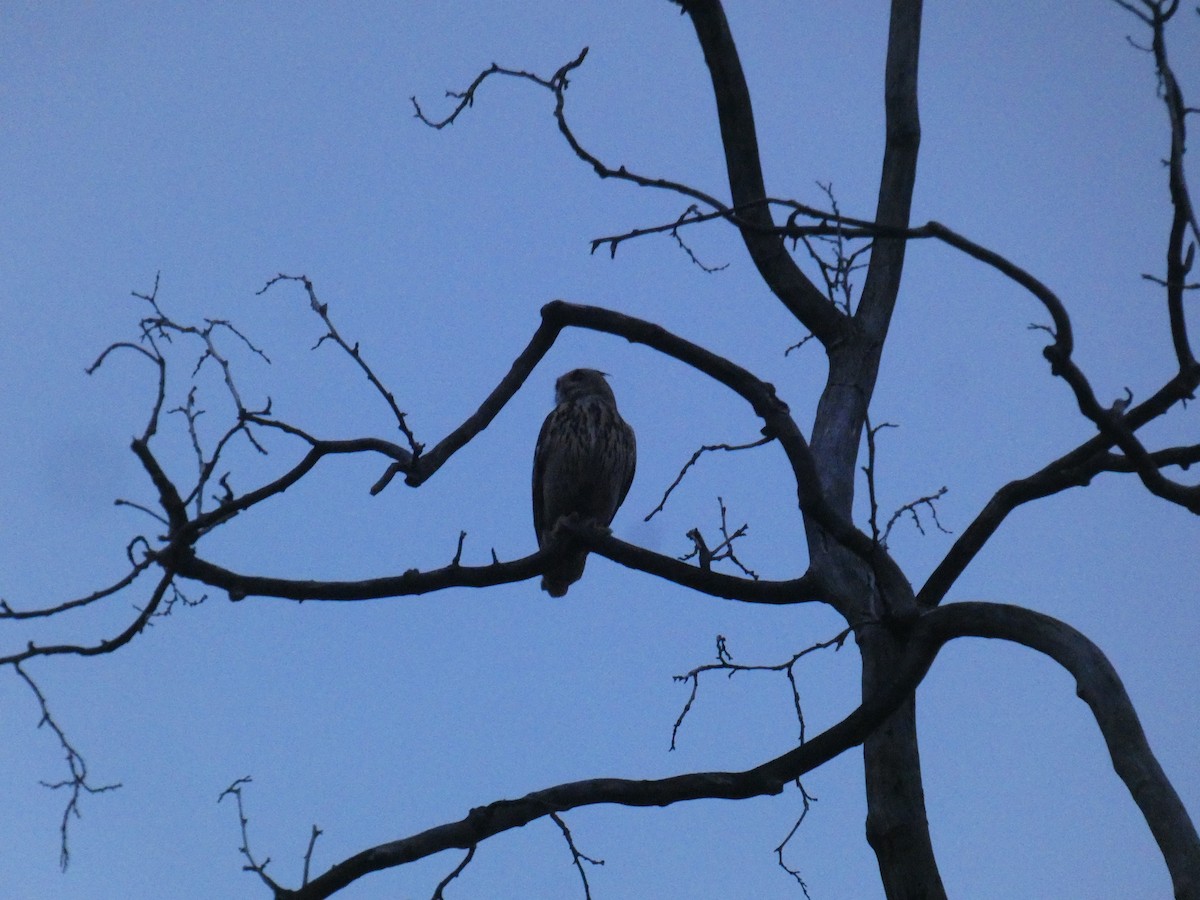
<box><xmin>861</xmin><ymin>626</ymin><xmax>946</xmax><ymax>899</ymax></box>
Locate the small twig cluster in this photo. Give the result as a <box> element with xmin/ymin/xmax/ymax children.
<box><xmin>794</xmin><ymin>182</ymin><xmax>872</xmax><ymax>313</ymax></box>
<box><xmin>861</xmin><ymin>417</ymin><xmax>951</xmax><ymax>549</ymax></box>
<box><xmin>670</xmin><ymin>628</ymin><xmax>853</xmax><ymax>751</ymax></box>
<box><xmin>680</xmin><ymin>497</ymin><xmax>759</xmax><ymax>580</ymax></box>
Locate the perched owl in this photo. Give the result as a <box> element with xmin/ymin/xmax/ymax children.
<box><xmin>532</xmin><ymin>368</ymin><xmax>637</xmax><ymax>596</ymax></box>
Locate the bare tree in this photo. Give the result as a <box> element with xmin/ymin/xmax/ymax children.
<box><xmin>4</xmin><ymin>1</ymin><xmax>1198</xmax><ymax>897</ymax></box>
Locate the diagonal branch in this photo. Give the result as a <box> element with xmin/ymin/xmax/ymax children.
<box><xmin>270</xmin><ymin>601</ymin><xmax>1199</xmax><ymax>900</ymax></box>
<box><xmin>676</xmin><ymin>0</ymin><xmax>845</xmax><ymax>343</ymax></box>
<box><xmin>0</xmin><ymin>571</ymin><xmax>174</xmax><ymax>668</ymax></box>
<box><xmin>259</xmin><ymin>274</ymin><xmax>424</xmax><ymax>457</ymax></box>
<box><xmin>145</xmin><ymin>298</ymin><xmax>898</xmax><ymax>616</ymax></box>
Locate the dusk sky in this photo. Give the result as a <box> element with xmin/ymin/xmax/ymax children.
<box><xmin>1</xmin><ymin>3</ymin><xmax>1197</xmax><ymax>898</ymax></box>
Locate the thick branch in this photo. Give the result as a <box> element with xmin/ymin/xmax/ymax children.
<box><xmin>120</xmin><ymin>297</ymin><xmax>899</xmax><ymax>613</ymax></box>
<box><xmin>274</xmin><ymin>601</ymin><xmax>1198</xmax><ymax>899</ymax></box>
<box><xmin>677</xmin><ymin>0</ymin><xmax>846</xmax><ymax>342</ymax></box>
<box><xmin>854</xmin><ymin>0</ymin><xmax>923</xmax><ymax>342</ymax></box>
<box><xmin>541</xmin><ymin>302</ymin><xmax>914</xmax><ymax>611</ymax></box>
<box><xmin>935</xmin><ymin>602</ymin><xmax>1200</xmax><ymax>900</ymax></box>
<box><xmin>174</xmin><ymin>527</ymin><xmax>823</xmax><ymax>607</ymax></box>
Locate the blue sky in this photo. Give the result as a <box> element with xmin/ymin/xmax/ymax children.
<box><xmin>1</xmin><ymin>2</ymin><xmax>1197</xmax><ymax>897</ymax></box>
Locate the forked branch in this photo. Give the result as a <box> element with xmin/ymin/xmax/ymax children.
<box><xmin>269</xmin><ymin>602</ymin><xmax>1200</xmax><ymax>900</ymax></box>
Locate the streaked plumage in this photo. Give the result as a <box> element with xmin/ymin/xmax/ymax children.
<box><xmin>532</xmin><ymin>368</ymin><xmax>636</xmax><ymax>596</ymax></box>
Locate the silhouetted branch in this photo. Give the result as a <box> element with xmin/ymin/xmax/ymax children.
<box><xmin>416</xmin><ymin>32</ymin><xmax>841</xmax><ymax>340</ymax></box>
<box><xmin>259</xmin><ymin>274</ymin><xmax>423</xmax><ymax>457</ymax></box>
<box><xmin>15</xmin><ymin>663</ymin><xmax>122</xmax><ymax>870</ymax></box>
<box><xmin>0</xmin><ymin>571</ymin><xmax>173</xmax><ymax>667</ymax></box>
<box><xmin>679</xmin><ymin>497</ymin><xmax>758</xmax><ymax>579</ymax></box>
<box><xmin>174</xmin><ymin>527</ymin><xmax>824</xmax><ymax>607</ymax></box>
<box><xmin>302</xmin><ymin>826</ymin><xmax>323</xmax><ymax>888</ymax></box>
<box><xmin>550</xmin><ymin>813</ymin><xmax>603</xmax><ymax>900</ymax></box>
<box><xmin>881</xmin><ymin>486</ymin><xmax>951</xmax><ymax>547</ymax></box>
<box><xmin>677</xmin><ymin>0</ymin><xmax>845</xmax><ymax>341</ymax></box>
<box><xmin>670</xmin><ymin>206</ymin><xmax>731</xmax><ymax>272</ymax></box>
<box><xmin>0</xmin><ymin>556</ymin><xmax>155</xmax><ymax>620</ymax></box>
<box><xmin>411</xmin><ymin>49</ymin><xmax>588</xmax><ymax>128</ymax></box>
<box><xmin>268</xmin><ymin>601</ymin><xmax>1199</xmax><ymax>900</ymax></box>
<box><xmin>862</xmin><ymin>417</ymin><xmax>898</xmax><ymax>545</ymax></box>
<box><xmin>1134</xmin><ymin>0</ymin><xmax>1200</xmax><ymax>373</ymax></box>
<box><xmin>670</xmin><ymin>627</ymin><xmax>853</xmax><ymax>750</ymax></box>
<box><xmin>645</xmin><ymin>435</ymin><xmax>772</xmax><ymax>521</ymax></box>
<box><xmin>775</xmin><ymin>782</ymin><xmax>817</xmax><ymax>899</ymax></box>
<box><xmin>219</xmin><ymin>777</ymin><xmax>284</xmax><ymax>893</ymax></box>
<box><xmin>429</xmin><ymin>845</ymin><xmax>475</xmax><ymax>900</ymax></box>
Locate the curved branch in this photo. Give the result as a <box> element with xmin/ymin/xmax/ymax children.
<box><xmin>0</xmin><ymin>557</ymin><xmax>155</xmax><ymax>620</ymax></box>
<box><xmin>273</xmin><ymin>601</ymin><xmax>1198</xmax><ymax>900</ymax></box>
<box><xmin>404</xmin><ymin>313</ymin><xmax>558</xmax><ymax>486</ymax></box>
<box><xmin>678</xmin><ymin>0</ymin><xmax>844</xmax><ymax>343</ymax></box>
<box><xmin>0</xmin><ymin>571</ymin><xmax>174</xmax><ymax>667</ymax></box>
<box><xmin>186</xmin><ymin>436</ymin><xmax>410</xmax><ymax>539</ymax></box>
<box><xmin>154</xmin><ymin>299</ymin><xmax>896</xmax><ymax>613</ymax></box>
<box><xmin>919</xmin><ymin>355</ymin><xmax>1200</xmax><ymax>607</ymax></box>
<box><xmin>175</xmin><ymin>546</ymin><xmax>548</xmax><ymax>602</ymax></box>
<box><xmin>540</xmin><ymin>301</ymin><xmax>914</xmax><ymax>612</ymax></box>
<box><xmin>928</xmin><ymin>602</ymin><xmax>1200</xmax><ymax>900</ymax></box>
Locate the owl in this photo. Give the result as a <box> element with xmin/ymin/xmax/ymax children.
<box><xmin>532</xmin><ymin>368</ymin><xmax>637</xmax><ymax>596</ymax></box>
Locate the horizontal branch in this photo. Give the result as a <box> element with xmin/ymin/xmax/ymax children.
<box><xmin>172</xmin><ymin>525</ymin><xmax>824</xmax><ymax>607</ymax></box>
<box><xmin>275</xmin><ymin>601</ymin><xmax>1199</xmax><ymax>899</ymax></box>
<box><xmin>135</xmin><ymin>299</ymin><xmax>885</xmax><ymax>615</ymax></box>
<box><xmin>174</xmin><ymin>546</ymin><xmax>548</xmax><ymax>602</ymax></box>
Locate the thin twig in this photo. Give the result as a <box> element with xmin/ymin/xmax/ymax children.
<box><xmin>774</xmin><ymin>782</ymin><xmax>817</xmax><ymax>899</ymax></box>
<box><xmin>217</xmin><ymin>777</ymin><xmax>283</xmax><ymax>892</ymax></box>
<box><xmin>430</xmin><ymin>845</ymin><xmax>476</xmax><ymax>899</ymax></box>
<box><xmin>551</xmin><ymin>813</ymin><xmax>603</xmax><ymax>900</ymax></box>
<box><xmin>15</xmin><ymin>663</ymin><xmax>122</xmax><ymax>870</ymax></box>
<box><xmin>646</xmin><ymin>437</ymin><xmax>773</xmax><ymax>521</ymax></box>
<box><xmin>302</xmin><ymin>825</ymin><xmax>323</xmax><ymax>886</ymax></box>
<box><xmin>670</xmin><ymin>628</ymin><xmax>854</xmax><ymax>749</ymax></box>
<box><xmin>259</xmin><ymin>274</ymin><xmax>423</xmax><ymax>457</ymax></box>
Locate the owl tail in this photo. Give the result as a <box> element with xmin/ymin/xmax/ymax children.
<box><xmin>541</xmin><ymin>552</ymin><xmax>588</xmax><ymax>597</ymax></box>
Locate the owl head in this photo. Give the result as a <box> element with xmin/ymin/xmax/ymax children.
<box><xmin>554</xmin><ymin>368</ymin><xmax>616</xmax><ymax>405</ymax></box>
